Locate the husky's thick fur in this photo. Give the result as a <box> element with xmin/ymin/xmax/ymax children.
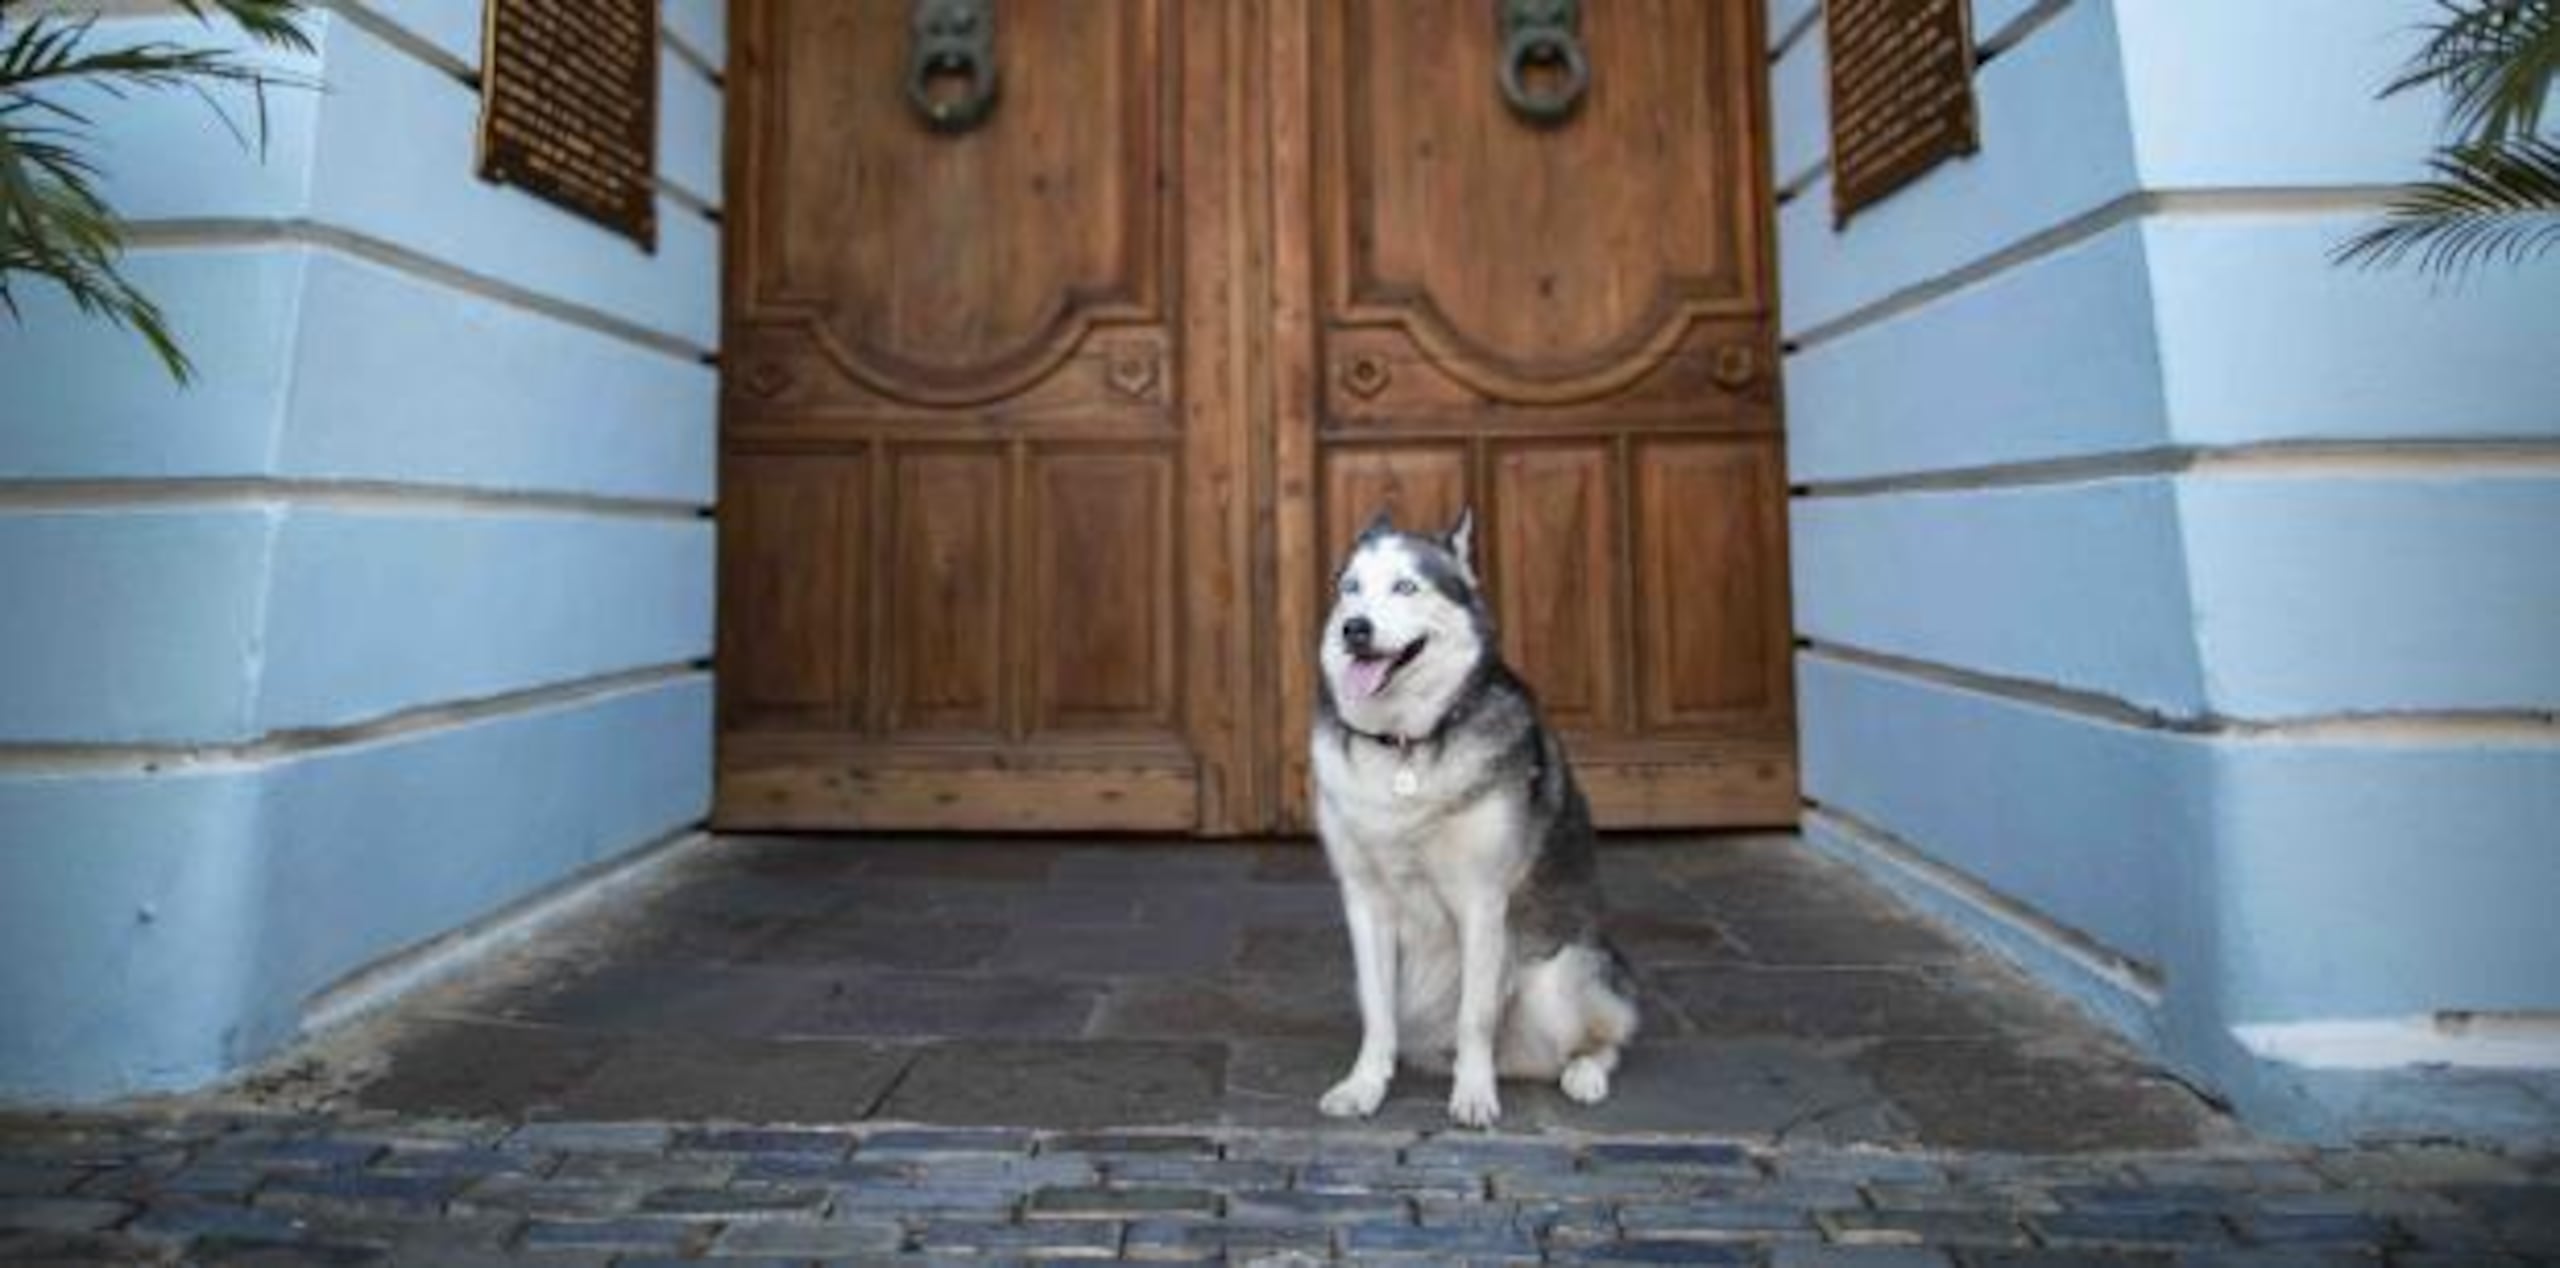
<box><xmin>1311</xmin><ymin>508</ymin><xmax>1639</xmax><ymax>1128</ymax></box>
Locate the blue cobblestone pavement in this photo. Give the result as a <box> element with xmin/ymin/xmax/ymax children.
<box><xmin>3</xmin><ymin>1112</ymin><xmax>2554</xmax><ymax>1265</ymax></box>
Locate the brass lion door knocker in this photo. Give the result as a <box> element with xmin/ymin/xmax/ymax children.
<box><xmin>908</xmin><ymin>0</ymin><xmax>998</xmax><ymax>133</ymax></box>
<box><xmin>1497</xmin><ymin>0</ymin><xmax>1589</xmax><ymax>125</ymax></box>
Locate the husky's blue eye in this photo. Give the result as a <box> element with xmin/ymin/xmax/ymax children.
<box><xmin>1339</xmin><ymin>575</ymin><xmax>1360</xmax><ymax>595</ymax></box>
<box><xmin>1393</xmin><ymin>578</ymin><xmax>1419</xmax><ymax>596</ymax></box>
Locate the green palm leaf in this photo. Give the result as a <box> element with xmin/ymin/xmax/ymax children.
<box><xmin>2335</xmin><ymin>135</ymin><xmax>2560</xmax><ymax>273</ymax></box>
<box><xmin>0</xmin><ymin>0</ymin><xmax>312</xmax><ymax>383</ymax></box>
<box><xmin>2346</xmin><ymin>0</ymin><xmax>2560</xmax><ymax>278</ymax></box>
<box><xmin>2385</xmin><ymin>0</ymin><xmax>2559</xmax><ymax>145</ymax></box>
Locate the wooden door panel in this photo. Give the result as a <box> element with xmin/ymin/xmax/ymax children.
<box><xmin>720</xmin><ymin>454</ymin><xmax>863</xmax><ymax>732</ymax></box>
<box><xmin>883</xmin><ymin>448</ymin><xmax>1008</xmax><ymax>735</ymax></box>
<box><xmin>1274</xmin><ymin>0</ymin><xmax>1798</xmax><ymax>829</ymax></box>
<box><xmin>1030</xmin><ymin>449</ymin><xmax>1176</xmax><ymax>734</ymax></box>
<box><xmin>1320</xmin><ymin>446</ymin><xmax>1469</xmax><ymax>567</ymax></box>
<box><xmin>1633</xmin><ymin>440</ymin><xmax>1793</xmax><ymax>729</ymax></box>
<box><xmin>1489</xmin><ymin>442</ymin><xmax>1621</xmax><ymax>734</ymax></box>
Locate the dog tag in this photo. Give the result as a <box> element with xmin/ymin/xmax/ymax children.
<box><xmin>1392</xmin><ymin>766</ymin><xmax>1420</xmax><ymax>797</ymax></box>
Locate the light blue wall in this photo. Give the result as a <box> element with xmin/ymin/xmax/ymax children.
<box><xmin>1773</xmin><ymin>0</ymin><xmax>2560</xmax><ymax>1143</ymax></box>
<box><xmin>0</xmin><ymin>2</ymin><xmax>726</xmax><ymax>1102</ymax></box>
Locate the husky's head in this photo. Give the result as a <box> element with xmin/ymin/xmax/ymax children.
<box><xmin>1320</xmin><ymin>508</ymin><xmax>1492</xmax><ymax>736</ymax></box>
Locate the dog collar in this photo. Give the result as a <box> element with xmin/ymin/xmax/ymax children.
<box><xmin>1342</xmin><ymin>724</ymin><xmax>1423</xmax><ymax>751</ymax></box>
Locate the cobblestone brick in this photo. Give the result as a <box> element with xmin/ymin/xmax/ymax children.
<box><xmin>1402</xmin><ymin>1137</ymin><xmax>1576</xmax><ymax>1172</ymax></box>
<box><xmin>57</xmin><ymin>1164</ymin><xmax>178</xmax><ymax>1203</ymax></box>
<box><xmin>2050</xmin><ymin>1183</ymin><xmax>2240</xmax><ymax>1215</ymax></box>
<box><xmin>858</xmin><ymin>1127</ymin><xmax>1035</xmax><ymax>1157</ymax></box>
<box><xmin>914</xmin><ymin>1218</ymin><xmax>1126</xmax><ymax>1257</ymax></box>
<box><xmin>1768</xmin><ymin>1247</ymin><xmax>1955</xmax><ymax>1268</ymax></box>
<box><xmin>2249</xmin><ymin>1185</ymin><xmax>2459</xmax><ymax>1219</ymax></box>
<box><xmin>2390</xmin><ymin>1214</ymin><xmax>2506</xmax><ymax>1256</ymax></box>
<box><xmin>0</xmin><ymin>1228</ymin><xmax>187</xmax><ymax>1266</ymax></box>
<box><xmin>127</xmin><ymin>1161</ymin><xmax>267</xmax><ymax>1202</ymax></box>
<box><xmin>547</xmin><ymin>1151</ymin><xmax>732</xmax><ymax>1186</ymax></box>
<box><xmin>450</xmin><ymin>1176</ymin><xmax>645</xmax><ymax>1217</ymax></box>
<box><xmin>829</xmin><ymin>1181</ymin><xmax>1022</xmax><ymax>1218</ymax></box>
<box><xmin>499</xmin><ymin>1122</ymin><xmax>672</xmax><ymax>1154</ymax></box>
<box><xmin>1617</xmin><ymin>1199</ymin><xmax>1816</xmax><ymax>1239</ymax></box>
<box><xmin>914</xmin><ymin>1155</ymin><xmax>1099</xmax><ymax>1188</ymax></box>
<box><xmin>207</xmin><ymin>1139</ymin><xmax>383</xmax><ymax>1172</ymax></box>
<box><xmin>514</xmin><ymin>1215</ymin><xmax>712</xmax><ymax>1254</ymax></box>
<box><xmin>2029</xmin><ymin>1207</ymin><xmax>2234</xmax><ymax>1248</ymax></box>
<box><xmin>669</xmin><ymin>1127</ymin><xmax>855</xmax><ymax>1157</ymax></box>
<box><xmin>0</xmin><ymin>1194</ymin><xmax>134</xmax><ymax>1231</ymax></box>
<box><xmin>1946</xmin><ymin>1155</ymin><xmax>2133</xmax><ymax>1187</ymax></box>
<box><xmin>0</xmin><ymin>1162</ymin><xmax>83</xmax><ymax>1197</ymax></box>
<box><xmin>128</xmin><ymin>1199</ymin><xmax>311</xmax><ymax>1244</ymax></box>
<box><xmin>1026</xmin><ymin>1184</ymin><xmax>1220</xmax><ymax>1220</ymax></box>
<box><xmin>253</xmin><ymin>1171</ymin><xmax>464</xmax><ymax>1217</ymax></box>
<box><xmin>1103</xmin><ymin>1156</ymin><xmax>1292</xmax><ymax>1189</ymax></box>
<box><xmin>1226</xmin><ymin>1186</ymin><xmax>1409</xmax><ymax>1224</ymax></box>
<box><xmin>2227</xmin><ymin>1211</ymin><xmax>2397</xmax><ymax>1249</ymax></box>
<box><xmin>1723</xmin><ymin>1177</ymin><xmax>1871</xmax><ymax>1209</ymax></box>
<box><xmin>2129</xmin><ymin>1157</ymin><xmax>2325</xmax><ymax>1192</ymax></box>
<box><xmin>1542</xmin><ymin>1207</ymin><xmax>1633</xmax><ymax>1251</ymax></box>
<box><xmin>1555</xmin><ymin>1238</ymin><xmax>1757</xmax><ymax>1264</ymax></box>
<box><xmin>1297</xmin><ymin>1161</ymin><xmax>1482</xmax><ymax>1197</ymax></box>
<box><xmin>1221</xmin><ymin>1134</ymin><xmax>1404</xmax><ymax>1167</ymax></box>
<box><xmin>2315</xmin><ymin>1145</ymin><xmax>2529</xmax><ymax>1189</ymax></box>
<box><xmin>1816</xmin><ymin>1207</ymin><xmax>2027</xmax><ymax>1247</ymax></box>
<box><xmin>729</xmin><ymin>1153</ymin><xmax>909</xmax><ymax>1185</ymax></box>
<box><xmin>1340</xmin><ymin>1220</ymin><xmax>1540</xmax><ymax>1261</ymax></box>
<box><xmin>2163</xmin><ymin>1251</ymin><xmax>2376</xmax><ymax>1268</ymax></box>
<box><xmin>368</xmin><ymin>1146</ymin><xmax>543</xmax><ymax>1180</ymax></box>
<box><xmin>186</xmin><ymin>1234</ymin><xmax>390</xmax><ymax>1266</ymax></box>
<box><xmin>1124</xmin><ymin>1216</ymin><xmax>1334</xmax><ymax>1261</ymax></box>
<box><xmin>712</xmin><ymin>1214</ymin><xmax>905</xmax><ymax>1257</ymax></box>
<box><xmin>1581</xmin><ymin>1141</ymin><xmax>1758</xmax><ymax>1174</ymax></box>
<box><xmin>1958</xmin><ymin>1251</ymin><xmax>2179</xmax><ymax>1267</ymax></box>
<box><xmin>1489</xmin><ymin>1167</ymin><xmax>1702</xmax><ymax>1201</ymax></box>
<box><xmin>1863</xmin><ymin>1180</ymin><xmax>2057</xmax><ymax>1212</ymax></box>
<box><xmin>634</xmin><ymin>1183</ymin><xmax>828</xmax><ymax>1220</ymax></box>
<box><xmin>1418</xmin><ymin>1196</ymin><xmax>1616</xmax><ymax>1240</ymax></box>
<box><xmin>1040</xmin><ymin>1132</ymin><xmax>1217</xmax><ymax>1158</ymax></box>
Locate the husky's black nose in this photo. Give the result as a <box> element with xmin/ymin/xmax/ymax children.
<box><xmin>1341</xmin><ymin>616</ymin><xmax>1375</xmax><ymax>652</ymax></box>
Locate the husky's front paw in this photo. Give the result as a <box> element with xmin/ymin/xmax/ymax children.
<box><xmin>1447</xmin><ymin>1075</ymin><xmax>1502</xmax><ymax>1128</ymax></box>
<box><xmin>1560</xmin><ymin>1054</ymin><xmax>1612</xmax><ymax>1104</ymax></box>
<box><xmin>1319</xmin><ymin>1068</ymin><xmax>1390</xmax><ymax>1119</ymax></box>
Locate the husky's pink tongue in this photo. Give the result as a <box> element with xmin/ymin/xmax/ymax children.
<box><xmin>1344</xmin><ymin>655</ymin><xmax>1393</xmax><ymax>699</ymax></box>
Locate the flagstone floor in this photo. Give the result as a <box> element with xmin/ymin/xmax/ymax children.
<box><xmin>322</xmin><ymin>833</ymin><xmax>2223</xmax><ymax>1150</ymax></box>
<box><xmin>5</xmin><ymin>834</ymin><xmax>2553</xmax><ymax>1264</ymax></box>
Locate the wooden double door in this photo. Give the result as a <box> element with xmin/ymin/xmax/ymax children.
<box><xmin>717</xmin><ymin>0</ymin><xmax>1796</xmax><ymax>836</ymax></box>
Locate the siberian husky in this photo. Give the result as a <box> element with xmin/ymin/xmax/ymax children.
<box><xmin>1311</xmin><ymin>508</ymin><xmax>1639</xmax><ymax>1128</ymax></box>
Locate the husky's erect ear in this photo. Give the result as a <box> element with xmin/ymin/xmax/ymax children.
<box><xmin>1356</xmin><ymin>508</ymin><xmax>1396</xmax><ymax>543</ymax></box>
<box><xmin>1443</xmin><ymin>506</ymin><xmax>1478</xmax><ymax>579</ymax></box>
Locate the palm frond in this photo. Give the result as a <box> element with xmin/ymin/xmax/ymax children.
<box><xmin>0</xmin><ymin>152</ymin><xmax>188</xmax><ymax>379</ymax></box>
<box><xmin>2385</xmin><ymin>0</ymin><xmax>2560</xmax><ymax>145</ymax></box>
<box><xmin>0</xmin><ymin>0</ymin><xmax>313</xmax><ymax>382</ymax></box>
<box><xmin>2334</xmin><ymin>135</ymin><xmax>2560</xmax><ymax>274</ymax></box>
<box><xmin>172</xmin><ymin>1</ymin><xmax>316</xmax><ymax>54</ymax></box>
